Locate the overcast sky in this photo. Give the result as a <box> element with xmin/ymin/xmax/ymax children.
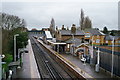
<box><xmin>1</xmin><ymin>0</ymin><xmax>119</xmax><ymax>30</ymax></box>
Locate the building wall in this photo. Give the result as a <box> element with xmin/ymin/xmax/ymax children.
<box><xmin>57</xmin><ymin>35</ymin><xmax>84</xmax><ymax>41</ymax></box>
<box><xmin>90</xmin><ymin>35</ymin><xmax>105</xmax><ymax>45</ymax></box>
<box><xmin>104</xmin><ymin>38</ymin><xmax>120</xmax><ymax>45</ymax></box>
<box><xmin>115</xmin><ymin>38</ymin><xmax>120</xmax><ymax>45</ymax></box>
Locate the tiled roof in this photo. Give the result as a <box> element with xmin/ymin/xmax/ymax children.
<box><xmin>104</xmin><ymin>35</ymin><xmax>114</xmax><ymax>40</ymax></box>
<box><xmin>114</xmin><ymin>36</ymin><xmax>120</xmax><ymax>40</ymax></box>
<box><xmin>65</xmin><ymin>38</ymin><xmax>81</xmax><ymax>44</ymax></box>
<box><xmin>65</xmin><ymin>38</ymin><xmax>87</xmax><ymax>47</ymax></box>
<box><xmin>104</xmin><ymin>35</ymin><xmax>120</xmax><ymax>40</ymax></box>
<box><xmin>60</xmin><ymin>29</ymin><xmax>105</xmax><ymax>36</ymax></box>
<box><xmin>60</xmin><ymin>30</ymin><xmax>85</xmax><ymax>35</ymax></box>
<box><xmin>84</xmin><ymin>29</ymin><xmax>105</xmax><ymax>35</ymax></box>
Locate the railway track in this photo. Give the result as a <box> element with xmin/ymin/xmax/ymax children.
<box><xmin>30</xmin><ymin>37</ymin><xmax>75</xmax><ymax>79</ymax></box>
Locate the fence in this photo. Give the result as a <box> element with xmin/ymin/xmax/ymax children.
<box><xmin>93</xmin><ymin>46</ymin><xmax>120</xmax><ymax>77</ymax></box>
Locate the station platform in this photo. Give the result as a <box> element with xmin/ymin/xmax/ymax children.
<box><xmin>37</xmin><ymin>39</ymin><xmax>116</xmax><ymax>79</ymax></box>
<box><xmin>15</xmin><ymin>39</ymin><xmax>40</xmax><ymax>79</ymax></box>
<box><xmin>61</xmin><ymin>53</ymin><xmax>111</xmax><ymax>78</ymax></box>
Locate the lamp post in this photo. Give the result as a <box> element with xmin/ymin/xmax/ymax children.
<box><xmin>14</xmin><ymin>34</ymin><xmax>19</xmax><ymax>62</ymax></box>
<box><xmin>111</xmin><ymin>37</ymin><xmax>114</xmax><ymax>77</ymax></box>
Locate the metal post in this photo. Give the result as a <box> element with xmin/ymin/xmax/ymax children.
<box><xmin>72</xmin><ymin>34</ymin><xmax>75</xmax><ymax>56</ymax></box>
<box><xmin>14</xmin><ymin>34</ymin><xmax>19</xmax><ymax>62</ymax></box>
<box><xmin>13</xmin><ymin>34</ymin><xmax>19</xmax><ymax>76</ymax></box>
<box><xmin>95</xmin><ymin>48</ymin><xmax>100</xmax><ymax>72</ymax></box>
<box><xmin>83</xmin><ymin>46</ymin><xmax>86</xmax><ymax>65</ymax></box>
<box><xmin>90</xmin><ymin>36</ymin><xmax>94</xmax><ymax>65</ymax></box>
<box><xmin>111</xmin><ymin>37</ymin><xmax>114</xmax><ymax>77</ymax></box>
<box><xmin>0</xmin><ymin>55</ymin><xmax>2</xmax><ymax>80</ymax></box>
<box><xmin>57</xmin><ymin>44</ymin><xmax>59</xmax><ymax>53</ymax></box>
<box><xmin>14</xmin><ymin>35</ymin><xmax>16</xmax><ymax>62</ymax></box>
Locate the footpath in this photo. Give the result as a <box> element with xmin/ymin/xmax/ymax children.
<box><xmin>15</xmin><ymin>39</ymin><xmax>40</xmax><ymax>79</ymax></box>
<box><xmin>61</xmin><ymin>53</ymin><xmax>112</xmax><ymax>79</ymax></box>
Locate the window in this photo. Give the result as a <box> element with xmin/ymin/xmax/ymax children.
<box><xmin>96</xmin><ymin>39</ymin><xmax>100</xmax><ymax>43</ymax></box>
<box><xmin>85</xmin><ymin>33</ymin><xmax>90</xmax><ymax>38</ymax></box>
<box><xmin>119</xmin><ymin>40</ymin><xmax>120</xmax><ymax>43</ymax></box>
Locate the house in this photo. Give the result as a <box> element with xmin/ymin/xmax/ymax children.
<box><xmin>65</xmin><ymin>38</ymin><xmax>82</xmax><ymax>54</ymax></box>
<box><xmin>104</xmin><ymin>35</ymin><xmax>113</xmax><ymax>45</ymax></box>
<box><xmin>114</xmin><ymin>36</ymin><xmax>120</xmax><ymax>45</ymax></box>
<box><xmin>84</xmin><ymin>29</ymin><xmax>105</xmax><ymax>45</ymax></box>
<box><xmin>104</xmin><ymin>35</ymin><xmax>120</xmax><ymax>45</ymax></box>
<box><xmin>56</xmin><ymin>30</ymin><xmax>85</xmax><ymax>41</ymax></box>
<box><xmin>65</xmin><ymin>37</ymin><xmax>89</xmax><ymax>54</ymax></box>
<box><xmin>75</xmin><ymin>43</ymin><xmax>89</xmax><ymax>59</ymax></box>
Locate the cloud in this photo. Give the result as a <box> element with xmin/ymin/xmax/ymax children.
<box><xmin>2</xmin><ymin>1</ymin><xmax>118</xmax><ymax>30</ymax></box>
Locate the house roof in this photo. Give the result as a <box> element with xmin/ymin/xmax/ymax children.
<box><xmin>104</xmin><ymin>35</ymin><xmax>114</xmax><ymax>40</ymax></box>
<box><xmin>59</xmin><ymin>30</ymin><xmax>85</xmax><ymax>36</ymax></box>
<box><xmin>84</xmin><ymin>29</ymin><xmax>105</xmax><ymax>36</ymax></box>
<box><xmin>44</xmin><ymin>31</ymin><xmax>52</xmax><ymax>38</ymax></box>
<box><xmin>114</xmin><ymin>36</ymin><xmax>120</xmax><ymax>40</ymax></box>
<box><xmin>105</xmin><ymin>35</ymin><xmax>120</xmax><ymax>40</ymax></box>
<box><xmin>65</xmin><ymin>38</ymin><xmax>82</xmax><ymax>44</ymax></box>
<box><xmin>65</xmin><ymin>38</ymin><xmax>89</xmax><ymax>47</ymax></box>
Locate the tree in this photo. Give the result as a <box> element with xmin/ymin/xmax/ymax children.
<box><xmin>49</xmin><ymin>18</ymin><xmax>55</xmax><ymax>37</ymax></box>
<box><xmin>83</xmin><ymin>16</ymin><xmax>92</xmax><ymax>29</ymax></box>
<box><xmin>79</xmin><ymin>9</ymin><xmax>92</xmax><ymax>30</ymax></box>
<box><xmin>71</xmin><ymin>24</ymin><xmax>76</xmax><ymax>34</ymax></box>
<box><xmin>103</xmin><ymin>26</ymin><xmax>108</xmax><ymax>34</ymax></box>
<box><xmin>1</xmin><ymin>13</ymin><xmax>28</xmax><ymax>55</ymax></box>
<box><xmin>110</xmin><ymin>30</ymin><xmax>115</xmax><ymax>36</ymax></box>
<box><xmin>80</xmin><ymin>9</ymin><xmax>84</xmax><ymax>30</ymax></box>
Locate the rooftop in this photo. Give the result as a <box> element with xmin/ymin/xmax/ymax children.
<box><xmin>59</xmin><ymin>30</ymin><xmax>85</xmax><ymax>36</ymax></box>
<box><xmin>84</xmin><ymin>29</ymin><xmax>105</xmax><ymax>36</ymax></box>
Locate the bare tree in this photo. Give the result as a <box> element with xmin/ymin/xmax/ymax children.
<box><xmin>83</xmin><ymin>16</ymin><xmax>92</xmax><ymax>29</ymax></box>
<box><xmin>49</xmin><ymin>18</ymin><xmax>55</xmax><ymax>37</ymax></box>
<box><xmin>1</xmin><ymin>13</ymin><xmax>27</xmax><ymax>54</ymax></box>
<box><xmin>79</xmin><ymin>9</ymin><xmax>92</xmax><ymax>30</ymax></box>
<box><xmin>80</xmin><ymin>9</ymin><xmax>84</xmax><ymax>30</ymax></box>
<box><xmin>1</xmin><ymin>13</ymin><xmax>26</xmax><ymax>30</ymax></box>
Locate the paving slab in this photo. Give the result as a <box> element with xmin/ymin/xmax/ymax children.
<box><xmin>15</xmin><ymin>39</ymin><xmax>40</xmax><ymax>78</ymax></box>
<box><xmin>61</xmin><ymin>53</ymin><xmax>111</xmax><ymax>78</ymax></box>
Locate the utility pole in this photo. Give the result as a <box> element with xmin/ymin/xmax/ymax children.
<box><xmin>111</xmin><ymin>37</ymin><xmax>114</xmax><ymax>77</ymax></box>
